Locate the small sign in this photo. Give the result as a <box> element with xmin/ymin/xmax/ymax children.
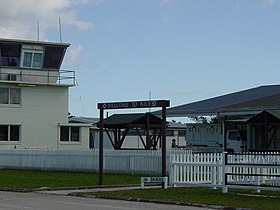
<box><xmin>141</xmin><ymin>176</ymin><xmax>168</xmax><ymax>189</ymax></box>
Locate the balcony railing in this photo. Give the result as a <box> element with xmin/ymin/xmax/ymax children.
<box><xmin>0</xmin><ymin>69</ymin><xmax>76</xmax><ymax>86</ymax></box>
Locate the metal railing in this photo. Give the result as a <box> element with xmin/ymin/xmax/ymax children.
<box><xmin>0</xmin><ymin>69</ymin><xmax>75</xmax><ymax>86</ymax></box>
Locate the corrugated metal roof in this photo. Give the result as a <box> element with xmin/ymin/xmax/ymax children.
<box><xmin>164</xmin><ymin>85</ymin><xmax>280</xmax><ymax>117</ymax></box>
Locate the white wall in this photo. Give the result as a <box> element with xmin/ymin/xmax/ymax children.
<box><xmin>0</xmin><ymin>83</ymin><xmax>70</xmax><ymax>149</ymax></box>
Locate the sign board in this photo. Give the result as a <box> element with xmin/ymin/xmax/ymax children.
<box><xmin>141</xmin><ymin>176</ymin><xmax>168</xmax><ymax>189</ymax></box>
<box><xmin>98</xmin><ymin>100</ymin><xmax>170</xmax><ymax>110</ymax></box>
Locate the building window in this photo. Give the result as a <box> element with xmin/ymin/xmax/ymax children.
<box><xmin>178</xmin><ymin>130</ymin><xmax>186</xmax><ymax>137</ymax></box>
<box><xmin>21</xmin><ymin>45</ymin><xmax>43</xmax><ymax>69</ymax></box>
<box><xmin>0</xmin><ymin>88</ymin><xmax>21</xmax><ymax>105</ymax></box>
<box><xmin>0</xmin><ymin>43</ymin><xmax>21</xmax><ymax>67</ymax></box>
<box><xmin>60</xmin><ymin>126</ymin><xmax>80</xmax><ymax>142</ymax></box>
<box><xmin>43</xmin><ymin>46</ymin><xmax>65</xmax><ymax>69</ymax></box>
<box><xmin>0</xmin><ymin>125</ymin><xmax>20</xmax><ymax>141</ymax></box>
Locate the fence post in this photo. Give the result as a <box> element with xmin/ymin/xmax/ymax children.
<box><xmin>222</xmin><ymin>151</ymin><xmax>228</xmax><ymax>193</ymax></box>
<box><xmin>169</xmin><ymin>154</ymin><xmax>174</xmax><ymax>187</ymax></box>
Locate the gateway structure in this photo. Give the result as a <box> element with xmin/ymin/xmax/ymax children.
<box><xmin>0</xmin><ymin>38</ymin><xmax>90</xmax><ymax>149</ymax></box>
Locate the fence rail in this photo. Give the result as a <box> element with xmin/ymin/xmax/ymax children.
<box><xmin>169</xmin><ymin>151</ymin><xmax>280</xmax><ymax>192</ymax></box>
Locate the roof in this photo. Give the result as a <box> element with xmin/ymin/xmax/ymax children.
<box><xmin>0</xmin><ymin>37</ymin><xmax>70</xmax><ymax>47</ymax></box>
<box><xmin>69</xmin><ymin>116</ymin><xmax>99</xmax><ymax>125</ymax></box>
<box><xmin>98</xmin><ymin>113</ymin><xmax>162</xmax><ymax>128</ymax></box>
<box><xmin>164</xmin><ymin>85</ymin><xmax>280</xmax><ymax>117</ymax></box>
<box><xmin>248</xmin><ymin>110</ymin><xmax>280</xmax><ymax>123</ymax></box>
<box><xmin>167</xmin><ymin>121</ymin><xmax>187</xmax><ymax>129</ymax></box>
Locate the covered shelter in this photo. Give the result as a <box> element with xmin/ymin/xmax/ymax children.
<box><xmin>98</xmin><ymin>113</ymin><xmax>162</xmax><ymax>150</ymax></box>
<box><xmin>159</xmin><ymin>85</ymin><xmax>280</xmax><ymax>152</ymax></box>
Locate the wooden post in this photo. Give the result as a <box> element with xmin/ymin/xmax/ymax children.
<box><xmin>162</xmin><ymin>106</ymin><xmax>167</xmax><ymax>185</ymax></box>
<box><xmin>99</xmin><ymin>108</ymin><xmax>104</xmax><ymax>185</ymax></box>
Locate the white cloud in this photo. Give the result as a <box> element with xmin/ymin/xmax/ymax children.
<box><xmin>263</xmin><ymin>0</ymin><xmax>277</xmax><ymax>8</ymax></box>
<box><xmin>64</xmin><ymin>44</ymin><xmax>84</xmax><ymax>66</ymax></box>
<box><xmin>0</xmin><ymin>0</ymin><xmax>98</xmax><ymax>40</ymax></box>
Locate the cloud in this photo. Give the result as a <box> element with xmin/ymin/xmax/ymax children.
<box><xmin>64</xmin><ymin>44</ymin><xmax>84</xmax><ymax>66</ymax></box>
<box><xmin>263</xmin><ymin>0</ymin><xmax>277</xmax><ymax>8</ymax></box>
<box><xmin>0</xmin><ymin>0</ymin><xmax>98</xmax><ymax>40</ymax></box>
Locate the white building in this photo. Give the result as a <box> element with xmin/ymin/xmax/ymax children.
<box><xmin>0</xmin><ymin>38</ymin><xmax>90</xmax><ymax>149</ymax></box>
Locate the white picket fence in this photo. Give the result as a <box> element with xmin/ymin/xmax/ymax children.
<box><xmin>169</xmin><ymin>152</ymin><xmax>280</xmax><ymax>192</ymax></box>
<box><xmin>0</xmin><ymin>149</ymin><xmax>190</xmax><ymax>175</ymax></box>
<box><xmin>170</xmin><ymin>152</ymin><xmax>223</xmax><ymax>188</ymax></box>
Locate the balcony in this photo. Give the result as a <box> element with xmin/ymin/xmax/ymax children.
<box><xmin>0</xmin><ymin>68</ymin><xmax>75</xmax><ymax>86</ymax></box>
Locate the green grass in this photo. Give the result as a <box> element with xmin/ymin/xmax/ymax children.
<box><xmin>86</xmin><ymin>187</ymin><xmax>280</xmax><ymax>210</ymax></box>
<box><xmin>0</xmin><ymin>169</ymin><xmax>141</xmax><ymax>189</ymax></box>
<box><xmin>1</xmin><ymin>169</ymin><xmax>280</xmax><ymax>209</ymax></box>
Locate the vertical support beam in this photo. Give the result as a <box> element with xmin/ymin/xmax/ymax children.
<box><xmin>99</xmin><ymin>108</ymin><xmax>104</xmax><ymax>185</ymax></box>
<box><xmin>264</xmin><ymin>112</ymin><xmax>268</xmax><ymax>150</ymax></box>
<box><xmin>146</xmin><ymin>114</ymin><xmax>150</xmax><ymax>149</ymax></box>
<box><xmin>223</xmin><ymin>117</ymin><xmax>227</xmax><ymax>151</ymax></box>
<box><xmin>162</xmin><ymin>106</ymin><xmax>167</xmax><ymax>184</ymax></box>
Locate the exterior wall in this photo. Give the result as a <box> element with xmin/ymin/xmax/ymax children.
<box><xmin>0</xmin><ymin>83</ymin><xmax>69</xmax><ymax>149</ymax></box>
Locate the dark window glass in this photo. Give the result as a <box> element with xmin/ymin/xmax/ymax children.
<box><xmin>10</xmin><ymin>125</ymin><xmax>20</xmax><ymax>141</ymax></box>
<box><xmin>0</xmin><ymin>88</ymin><xmax>8</xmax><ymax>104</ymax></box>
<box><xmin>166</xmin><ymin>130</ymin><xmax>174</xmax><ymax>136</ymax></box>
<box><xmin>43</xmin><ymin>46</ymin><xmax>65</xmax><ymax>69</ymax></box>
<box><xmin>10</xmin><ymin>88</ymin><xmax>20</xmax><ymax>104</ymax></box>
<box><xmin>178</xmin><ymin>130</ymin><xmax>186</xmax><ymax>137</ymax></box>
<box><xmin>0</xmin><ymin>126</ymin><xmax>8</xmax><ymax>141</ymax></box>
<box><xmin>228</xmin><ymin>131</ymin><xmax>239</xmax><ymax>141</ymax></box>
<box><xmin>60</xmin><ymin>126</ymin><xmax>69</xmax><ymax>141</ymax></box>
<box><xmin>1</xmin><ymin>43</ymin><xmax>21</xmax><ymax>67</ymax></box>
<box><xmin>71</xmin><ymin>127</ymin><xmax>80</xmax><ymax>142</ymax></box>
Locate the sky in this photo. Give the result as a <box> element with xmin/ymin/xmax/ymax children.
<box><xmin>0</xmin><ymin>0</ymin><xmax>280</xmax><ymax>120</ymax></box>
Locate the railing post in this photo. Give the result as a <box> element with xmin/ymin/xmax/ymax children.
<box><xmin>222</xmin><ymin>151</ymin><xmax>228</xmax><ymax>193</ymax></box>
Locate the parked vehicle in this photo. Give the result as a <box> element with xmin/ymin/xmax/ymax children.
<box><xmin>186</xmin><ymin>124</ymin><xmax>247</xmax><ymax>153</ymax></box>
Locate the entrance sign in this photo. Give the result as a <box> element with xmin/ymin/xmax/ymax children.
<box><xmin>98</xmin><ymin>100</ymin><xmax>170</xmax><ymax>110</ymax></box>
<box><xmin>97</xmin><ymin>99</ymin><xmax>170</xmax><ymax>188</ymax></box>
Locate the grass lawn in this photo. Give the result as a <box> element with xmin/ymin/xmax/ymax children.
<box><xmin>0</xmin><ymin>169</ymin><xmax>142</xmax><ymax>189</ymax></box>
<box><xmin>1</xmin><ymin>169</ymin><xmax>280</xmax><ymax>210</ymax></box>
<box><xmin>85</xmin><ymin>187</ymin><xmax>280</xmax><ymax>210</ymax></box>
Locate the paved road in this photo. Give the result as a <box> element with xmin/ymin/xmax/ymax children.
<box><xmin>0</xmin><ymin>191</ymin><xmax>209</xmax><ymax>210</ymax></box>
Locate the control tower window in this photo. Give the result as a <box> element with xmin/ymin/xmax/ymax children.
<box><xmin>0</xmin><ymin>43</ymin><xmax>21</xmax><ymax>67</ymax></box>
<box><xmin>21</xmin><ymin>45</ymin><xmax>43</xmax><ymax>69</ymax></box>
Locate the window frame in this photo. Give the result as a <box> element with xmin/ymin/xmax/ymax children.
<box><xmin>20</xmin><ymin>45</ymin><xmax>44</xmax><ymax>69</ymax></box>
<box><xmin>0</xmin><ymin>87</ymin><xmax>21</xmax><ymax>105</ymax></box>
<box><xmin>0</xmin><ymin>125</ymin><xmax>20</xmax><ymax>142</ymax></box>
<box><xmin>60</xmin><ymin>126</ymin><xmax>81</xmax><ymax>143</ymax></box>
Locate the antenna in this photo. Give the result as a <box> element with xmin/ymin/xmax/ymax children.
<box><xmin>59</xmin><ymin>17</ymin><xmax>62</xmax><ymax>43</ymax></box>
<box><xmin>37</xmin><ymin>21</ymin><xmax>40</xmax><ymax>41</ymax></box>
